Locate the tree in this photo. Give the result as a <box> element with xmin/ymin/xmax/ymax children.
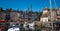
<box><xmin>38</xmin><ymin>12</ymin><xmax>43</xmax><ymax>19</ymax></box>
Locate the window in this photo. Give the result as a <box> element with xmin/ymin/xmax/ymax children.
<box><xmin>50</xmin><ymin>23</ymin><xmax>52</xmax><ymax>26</ymax></box>
<box><xmin>57</xmin><ymin>14</ymin><xmax>60</xmax><ymax>16</ymax></box>
<box><xmin>0</xmin><ymin>12</ymin><xmax>2</xmax><ymax>14</ymax></box>
<box><xmin>34</xmin><ymin>19</ymin><xmax>37</xmax><ymax>21</ymax></box>
<box><xmin>0</xmin><ymin>23</ymin><xmax>2</xmax><ymax>26</ymax></box>
<box><xmin>6</xmin><ymin>15</ymin><xmax>10</xmax><ymax>19</ymax></box>
<box><xmin>28</xmin><ymin>18</ymin><xmax>30</xmax><ymax>20</ymax></box>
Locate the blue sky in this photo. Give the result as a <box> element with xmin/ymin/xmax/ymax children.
<box><xmin>0</xmin><ymin>0</ymin><xmax>60</xmax><ymax>12</ymax></box>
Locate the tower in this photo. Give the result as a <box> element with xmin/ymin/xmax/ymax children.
<box><xmin>28</xmin><ymin>4</ymin><xmax>32</xmax><ymax>11</ymax></box>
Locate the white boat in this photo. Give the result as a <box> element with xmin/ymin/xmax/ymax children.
<box><xmin>8</xmin><ymin>27</ymin><xmax>20</xmax><ymax>31</ymax></box>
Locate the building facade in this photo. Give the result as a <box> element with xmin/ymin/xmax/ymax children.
<box><xmin>40</xmin><ymin>7</ymin><xmax>57</xmax><ymax>22</ymax></box>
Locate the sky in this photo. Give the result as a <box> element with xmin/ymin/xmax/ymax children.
<box><xmin>0</xmin><ymin>0</ymin><xmax>60</xmax><ymax>12</ymax></box>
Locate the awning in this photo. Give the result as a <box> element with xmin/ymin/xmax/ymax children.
<box><xmin>0</xmin><ymin>20</ymin><xmax>5</xmax><ymax>22</ymax></box>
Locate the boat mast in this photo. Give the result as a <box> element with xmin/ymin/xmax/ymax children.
<box><xmin>54</xmin><ymin>0</ymin><xmax>57</xmax><ymax>9</ymax></box>
<box><xmin>49</xmin><ymin>0</ymin><xmax>53</xmax><ymax>31</ymax></box>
